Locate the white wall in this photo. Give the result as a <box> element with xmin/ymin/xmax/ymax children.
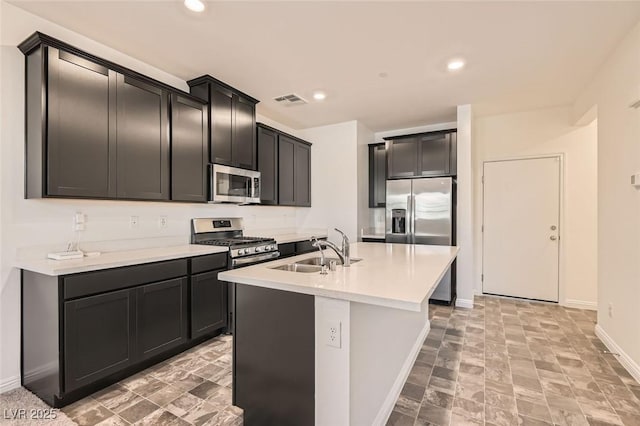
<box><xmin>474</xmin><ymin>107</ymin><xmax>598</xmax><ymax>309</ymax></box>
<box><xmin>456</xmin><ymin>105</ymin><xmax>475</xmax><ymax>308</ymax></box>
<box><xmin>572</xmin><ymin>20</ymin><xmax>640</xmax><ymax>374</ymax></box>
<box><xmin>0</xmin><ymin>2</ymin><xmax>311</xmax><ymax>391</ymax></box>
<box><xmin>297</xmin><ymin>121</ymin><xmax>359</xmax><ymax>241</ymax></box>
<box><xmin>356</xmin><ymin>122</ymin><xmax>374</xmax><ymax>240</ymax></box>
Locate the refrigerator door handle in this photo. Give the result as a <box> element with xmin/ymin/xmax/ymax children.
<box><xmin>410</xmin><ymin>194</ymin><xmax>416</xmax><ymax>244</ymax></box>
<box><xmin>406</xmin><ymin>195</ymin><xmax>412</xmax><ymax>238</ymax></box>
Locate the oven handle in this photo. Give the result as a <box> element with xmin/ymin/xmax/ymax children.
<box><xmin>232</xmin><ymin>251</ymin><xmax>280</xmax><ymax>267</ymax></box>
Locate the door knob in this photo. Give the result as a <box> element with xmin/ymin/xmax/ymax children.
<box><xmin>550</xmin><ymin>225</ymin><xmax>557</xmax><ymax>230</ymax></box>
<box><xmin>550</xmin><ymin>236</ymin><xmax>557</xmax><ymax>241</ymax></box>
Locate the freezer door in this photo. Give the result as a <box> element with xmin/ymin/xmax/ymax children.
<box><xmin>412</xmin><ymin>177</ymin><xmax>453</xmax><ymax>245</ymax></box>
<box><xmin>385</xmin><ymin>179</ymin><xmax>411</xmax><ymax>244</ymax></box>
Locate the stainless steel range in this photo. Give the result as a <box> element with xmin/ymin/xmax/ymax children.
<box><xmin>191</xmin><ymin>218</ymin><xmax>279</xmax><ymax>268</ymax></box>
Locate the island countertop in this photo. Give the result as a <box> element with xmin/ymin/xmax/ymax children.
<box><xmin>218</xmin><ymin>242</ymin><xmax>458</xmax><ymax>312</ymax></box>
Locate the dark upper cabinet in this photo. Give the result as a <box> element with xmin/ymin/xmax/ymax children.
<box><xmin>64</xmin><ymin>288</ymin><xmax>135</xmax><ymax>392</ymax></box>
<box><xmin>191</xmin><ymin>270</ymin><xmax>228</xmax><ymax>339</ymax></box>
<box><xmin>20</xmin><ymin>33</ymin><xmax>207</xmax><ymax>203</ymax></box>
<box><xmin>188</xmin><ymin>75</ymin><xmax>259</xmax><ymax>170</ymax></box>
<box><xmin>369</xmin><ymin>143</ymin><xmax>386</xmax><ymax>207</ymax></box>
<box><xmin>385</xmin><ymin>130</ymin><xmax>457</xmax><ymax>179</ymax></box>
<box><xmin>136</xmin><ymin>278</ymin><xmax>188</xmax><ymax>361</ymax></box>
<box><xmin>386</xmin><ymin>136</ymin><xmax>419</xmax><ymax>178</ymax></box>
<box><xmin>171</xmin><ymin>94</ymin><xmax>208</xmax><ymax>202</ymax></box>
<box><xmin>257</xmin><ymin>125</ymin><xmax>278</xmax><ymax>205</ymax></box>
<box><xmin>418</xmin><ymin>132</ymin><xmax>457</xmax><ymax>177</ymax></box>
<box><xmin>25</xmin><ymin>46</ymin><xmax>118</xmax><ymax>199</ymax></box>
<box><xmin>259</xmin><ymin>124</ymin><xmax>312</xmax><ymax>207</ymax></box>
<box><xmin>294</xmin><ymin>142</ymin><xmax>311</xmax><ymax>207</ymax></box>
<box><xmin>278</xmin><ymin>134</ymin><xmax>296</xmax><ymax>206</ymax></box>
<box><xmin>233</xmin><ymin>95</ymin><xmax>257</xmax><ymax>170</ymax></box>
<box><xmin>116</xmin><ymin>75</ymin><xmax>169</xmax><ymax>200</ymax></box>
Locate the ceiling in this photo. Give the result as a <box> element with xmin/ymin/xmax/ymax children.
<box><xmin>9</xmin><ymin>1</ymin><xmax>640</xmax><ymax>131</ymax></box>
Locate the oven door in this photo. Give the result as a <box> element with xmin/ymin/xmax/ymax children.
<box><xmin>210</xmin><ymin>164</ymin><xmax>261</xmax><ymax>204</ymax></box>
<box><xmin>231</xmin><ymin>251</ymin><xmax>280</xmax><ymax>269</ymax></box>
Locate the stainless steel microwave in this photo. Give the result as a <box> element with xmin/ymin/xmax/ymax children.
<box><xmin>210</xmin><ymin>164</ymin><xmax>261</xmax><ymax>204</ymax></box>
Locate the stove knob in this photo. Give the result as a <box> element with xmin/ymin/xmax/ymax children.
<box><xmin>238</xmin><ymin>249</ymin><xmax>245</xmax><ymax>255</ymax></box>
<box><xmin>256</xmin><ymin>246</ymin><xmax>264</xmax><ymax>253</ymax></box>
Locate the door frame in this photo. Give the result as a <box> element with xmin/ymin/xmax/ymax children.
<box><xmin>481</xmin><ymin>153</ymin><xmax>565</xmax><ymax>304</ymax></box>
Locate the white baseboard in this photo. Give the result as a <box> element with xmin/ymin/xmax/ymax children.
<box><xmin>595</xmin><ymin>324</ymin><xmax>640</xmax><ymax>384</ymax></box>
<box><xmin>564</xmin><ymin>299</ymin><xmax>597</xmax><ymax>310</ymax></box>
<box><xmin>455</xmin><ymin>298</ymin><xmax>474</xmax><ymax>309</ymax></box>
<box><xmin>0</xmin><ymin>375</ymin><xmax>21</xmax><ymax>394</ymax></box>
<box><xmin>373</xmin><ymin>320</ymin><xmax>431</xmax><ymax>426</ymax></box>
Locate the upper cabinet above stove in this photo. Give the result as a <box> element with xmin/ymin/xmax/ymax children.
<box><xmin>188</xmin><ymin>75</ymin><xmax>259</xmax><ymax>171</ymax></box>
<box><xmin>19</xmin><ymin>32</ymin><xmax>207</xmax><ymax>203</ymax></box>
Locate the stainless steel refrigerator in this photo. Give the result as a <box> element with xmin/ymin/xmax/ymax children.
<box><xmin>385</xmin><ymin>177</ymin><xmax>456</xmax><ymax>304</ymax></box>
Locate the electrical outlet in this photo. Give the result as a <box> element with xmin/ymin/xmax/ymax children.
<box><xmin>158</xmin><ymin>216</ymin><xmax>168</xmax><ymax>229</ymax></box>
<box><xmin>609</xmin><ymin>303</ymin><xmax>613</xmax><ymax>318</ymax></box>
<box><xmin>129</xmin><ymin>216</ymin><xmax>139</xmax><ymax>228</ymax></box>
<box><xmin>73</xmin><ymin>212</ymin><xmax>85</xmax><ymax>231</ymax></box>
<box><xmin>325</xmin><ymin>320</ymin><xmax>341</xmax><ymax>348</ymax></box>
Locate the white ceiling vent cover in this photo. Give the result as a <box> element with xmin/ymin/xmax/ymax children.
<box><xmin>273</xmin><ymin>93</ymin><xmax>308</xmax><ymax>105</ymax></box>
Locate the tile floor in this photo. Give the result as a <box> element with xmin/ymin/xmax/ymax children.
<box><xmin>61</xmin><ymin>335</ymin><xmax>241</xmax><ymax>426</ymax></box>
<box><xmin>388</xmin><ymin>296</ymin><xmax>640</xmax><ymax>426</ymax></box>
<box><xmin>61</xmin><ymin>295</ymin><xmax>640</xmax><ymax>426</ymax></box>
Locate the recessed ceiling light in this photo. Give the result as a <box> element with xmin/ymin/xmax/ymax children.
<box><xmin>447</xmin><ymin>59</ymin><xmax>465</xmax><ymax>71</ymax></box>
<box><xmin>312</xmin><ymin>91</ymin><xmax>326</xmax><ymax>101</ymax></box>
<box><xmin>184</xmin><ymin>0</ymin><xmax>205</xmax><ymax>13</ymax></box>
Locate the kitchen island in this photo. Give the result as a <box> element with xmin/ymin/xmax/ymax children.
<box><xmin>218</xmin><ymin>242</ymin><xmax>458</xmax><ymax>426</ymax></box>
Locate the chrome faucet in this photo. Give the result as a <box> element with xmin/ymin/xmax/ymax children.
<box><xmin>310</xmin><ymin>228</ymin><xmax>351</xmax><ymax>267</ymax></box>
<box><xmin>311</xmin><ymin>236</ymin><xmax>326</xmax><ymax>267</ymax></box>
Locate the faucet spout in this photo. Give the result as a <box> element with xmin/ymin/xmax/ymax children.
<box><xmin>310</xmin><ymin>238</ymin><xmax>347</xmax><ymax>266</ymax></box>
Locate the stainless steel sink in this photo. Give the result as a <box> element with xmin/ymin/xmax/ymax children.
<box><xmin>270</xmin><ymin>264</ymin><xmax>323</xmax><ymax>273</ymax></box>
<box><xmin>295</xmin><ymin>257</ymin><xmax>362</xmax><ymax>266</ymax></box>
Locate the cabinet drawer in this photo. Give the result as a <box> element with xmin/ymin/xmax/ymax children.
<box><xmin>63</xmin><ymin>259</ymin><xmax>188</xmax><ymax>300</ymax></box>
<box><xmin>191</xmin><ymin>253</ymin><xmax>228</xmax><ymax>274</ymax></box>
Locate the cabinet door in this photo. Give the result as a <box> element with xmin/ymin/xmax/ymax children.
<box><xmin>171</xmin><ymin>94</ymin><xmax>207</xmax><ymax>202</ymax></box>
<box><xmin>278</xmin><ymin>135</ymin><xmax>296</xmax><ymax>206</ymax></box>
<box><xmin>191</xmin><ymin>270</ymin><xmax>228</xmax><ymax>339</ymax></box>
<box><xmin>419</xmin><ymin>133</ymin><xmax>451</xmax><ymax>176</ymax></box>
<box><xmin>209</xmin><ymin>85</ymin><xmax>233</xmax><ymax>165</ymax></box>
<box><xmin>257</xmin><ymin>126</ymin><xmax>278</xmax><ymax>205</ymax></box>
<box><xmin>369</xmin><ymin>144</ymin><xmax>386</xmax><ymax>207</ymax></box>
<box><xmin>47</xmin><ymin>48</ymin><xmax>116</xmax><ymax>198</ymax></box>
<box><xmin>64</xmin><ymin>289</ymin><xmax>135</xmax><ymax>392</ymax></box>
<box><xmin>294</xmin><ymin>142</ymin><xmax>311</xmax><ymax>207</ymax></box>
<box><xmin>136</xmin><ymin>278</ymin><xmax>188</xmax><ymax>361</ymax></box>
<box><xmin>116</xmin><ymin>75</ymin><xmax>169</xmax><ymax>200</ymax></box>
<box><xmin>387</xmin><ymin>137</ymin><xmax>418</xmax><ymax>178</ymax></box>
<box><xmin>233</xmin><ymin>95</ymin><xmax>256</xmax><ymax>170</ymax></box>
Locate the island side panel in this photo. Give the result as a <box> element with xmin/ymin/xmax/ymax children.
<box><xmin>349</xmin><ymin>300</ymin><xmax>430</xmax><ymax>425</ymax></box>
<box><xmin>233</xmin><ymin>283</ymin><xmax>315</xmax><ymax>425</ymax></box>
<box><xmin>22</xmin><ymin>270</ymin><xmax>61</xmax><ymax>406</ymax></box>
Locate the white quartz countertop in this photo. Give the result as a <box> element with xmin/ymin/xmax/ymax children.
<box><xmin>219</xmin><ymin>242</ymin><xmax>458</xmax><ymax>312</ymax></box>
<box><xmin>16</xmin><ymin>245</ymin><xmax>228</xmax><ymax>276</ymax></box>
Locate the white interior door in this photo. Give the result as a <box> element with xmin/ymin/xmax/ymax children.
<box><xmin>483</xmin><ymin>157</ymin><xmax>560</xmax><ymax>302</ymax></box>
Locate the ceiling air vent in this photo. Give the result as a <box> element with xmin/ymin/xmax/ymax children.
<box><xmin>273</xmin><ymin>93</ymin><xmax>308</xmax><ymax>105</ymax></box>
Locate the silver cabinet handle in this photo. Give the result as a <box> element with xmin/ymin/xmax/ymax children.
<box><xmin>550</xmin><ymin>236</ymin><xmax>558</xmax><ymax>241</ymax></box>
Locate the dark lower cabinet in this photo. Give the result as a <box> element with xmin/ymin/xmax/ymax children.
<box><xmin>191</xmin><ymin>270</ymin><xmax>228</xmax><ymax>339</ymax></box>
<box><xmin>116</xmin><ymin>75</ymin><xmax>169</xmax><ymax>200</ymax></box>
<box><xmin>136</xmin><ymin>278</ymin><xmax>188</xmax><ymax>360</ymax></box>
<box><xmin>234</xmin><ymin>284</ymin><xmax>314</xmax><ymax>426</ymax></box>
<box><xmin>171</xmin><ymin>94</ymin><xmax>208</xmax><ymax>202</ymax></box>
<box><xmin>64</xmin><ymin>289</ymin><xmax>135</xmax><ymax>392</ymax></box>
